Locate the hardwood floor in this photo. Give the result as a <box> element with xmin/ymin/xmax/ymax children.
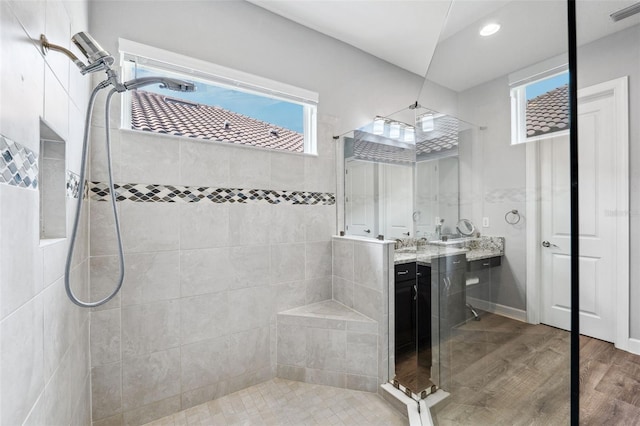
<box><xmin>431</xmin><ymin>312</ymin><xmax>640</xmax><ymax>425</ymax></box>
<box><xmin>394</xmin><ymin>349</ymin><xmax>434</xmax><ymax>394</ymax></box>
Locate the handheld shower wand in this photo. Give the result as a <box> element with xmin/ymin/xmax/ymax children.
<box><xmin>42</xmin><ymin>32</ymin><xmax>194</xmax><ymax>307</ymax></box>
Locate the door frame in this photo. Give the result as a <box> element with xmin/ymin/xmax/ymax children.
<box><xmin>525</xmin><ymin>76</ymin><xmax>630</xmax><ymax>351</ymax></box>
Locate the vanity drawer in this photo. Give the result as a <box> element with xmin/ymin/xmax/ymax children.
<box><xmin>434</xmin><ymin>254</ymin><xmax>467</xmax><ymax>272</ymax></box>
<box><xmin>468</xmin><ymin>256</ymin><xmax>501</xmax><ymax>272</ymax></box>
<box><xmin>394</xmin><ymin>262</ymin><xmax>416</xmax><ymax>283</ymax></box>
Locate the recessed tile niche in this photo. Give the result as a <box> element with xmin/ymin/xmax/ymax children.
<box><xmin>39</xmin><ymin>120</ymin><xmax>66</xmax><ymax>240</ymax></box>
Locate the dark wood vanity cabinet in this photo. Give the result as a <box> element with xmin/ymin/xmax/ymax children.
<box><xmin>433</xmin><ymin>254</ymin><xmax>468</xmax><ymax>329</ymax></box>
<box><xmin>416</xmin><ymin>264</ymin><xmax>432</xmax><ymax>370</ymax></box>
<box><xmin>394</xmin><ymin>263</ymin><xmax>416</xmax><ymax>357</ymax></box>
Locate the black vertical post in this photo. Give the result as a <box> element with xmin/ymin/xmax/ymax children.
<box><xmin>568</xmin><ymin>0</ymin><xmax>579</xmax><ymax>425</ymax></box>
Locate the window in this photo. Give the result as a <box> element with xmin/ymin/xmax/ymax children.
<box><xmin>511</xmin><ymin>70</ymin><xmax>569</xmax><ymax>145</ymax></box>
<box><xmin>119</xmin><ymin>39</ymin><xmax>318</xmax><ymax>154</ymax></box>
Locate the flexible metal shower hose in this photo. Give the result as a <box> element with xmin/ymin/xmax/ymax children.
<box><xmin>64</xmin><ymin>83</ymin><xmax>125</xmax><ymax>307</ymax></box>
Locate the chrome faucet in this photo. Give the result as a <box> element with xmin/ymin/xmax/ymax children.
<box><xmin>435</xmin><ymin>218</ymin><xmax>445</xmax><ymax>239</ymax></box>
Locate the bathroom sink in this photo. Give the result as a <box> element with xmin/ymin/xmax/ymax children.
<box><xmin>428</xmin><ymin>237</ymin><xmax>473</xmax><ymax>246</ymax></box>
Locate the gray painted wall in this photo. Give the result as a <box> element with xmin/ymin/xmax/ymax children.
<box><xmin>457</xmin><ymin>24</ymin><xmax>640</xmax><ymax>333</ymax></box>
<box><xmin>89</xmin><ymin>0</ymin><xmax>435</xmax><ymax>136</ymax></box>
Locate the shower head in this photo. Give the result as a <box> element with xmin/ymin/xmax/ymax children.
<box><xmin>71</xmin><ymin>32</ymin><xmax>114</xmax><ymax>74</ymax></box>
<box><xmin>123</xmin><ymin>76</ymin><xmax>196</xmax><ymax>92</ymax></box>
<box><xmin>40</xmin><ymin>31</ymin><xmax>114</xmax><ymax>75</ymax></box>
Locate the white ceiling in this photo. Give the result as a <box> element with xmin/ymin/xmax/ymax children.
<box><xmin>247</xmin><ymin>0</ymin><xmax>640</xmax><ymax>92</ymax></box>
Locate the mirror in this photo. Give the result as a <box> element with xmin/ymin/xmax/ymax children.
<box><xmin>342</xmin><ymin>108</ymin><xmax>471</xmax><ymax>240</ymax></box>
<box><xmin>456</xmin><ymin>218</ymin><xmax>476</xmax><ymax>236</ymax></box>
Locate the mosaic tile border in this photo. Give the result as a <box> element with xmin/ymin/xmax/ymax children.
<box><xmin>66</xmin><ymin>170</ymin><xmax>80</xmax><ymax>198</ymax></box>
<box><xmin>90</xmin><ymin>182</ymin><xmax>336</xmax><ymax>206</ymax></box>
<box><xmin>0</xmin><ymin>135</ymin><xmax>38</xmax><ymax>189</ymax></box>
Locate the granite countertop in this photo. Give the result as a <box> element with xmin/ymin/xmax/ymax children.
<box><xmin>394</xmin><ymin>236</ymin><xmax>504</xmax><ymax>265</ymax></box>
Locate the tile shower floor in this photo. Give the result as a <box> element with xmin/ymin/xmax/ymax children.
<box><xmin>143</xmin><ymin>378</ymin><xmax>407</xmax><ymax>426</ymax></box>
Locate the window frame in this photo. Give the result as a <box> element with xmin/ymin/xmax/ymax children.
<box><xmin>118</xmin><ymin>38</ymin><xmax>319</xmax><ymax>155</ymax></box>
<box><xmin>510</xmin><ymin>67</ymin><xmax>569</xmax><ymax>145</ymax></box>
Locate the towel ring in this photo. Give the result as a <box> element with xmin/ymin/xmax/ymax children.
<box><xmin>505</xmin><ymin>209</ymin><xmax>521</xmax><ymax>225</ymax></box>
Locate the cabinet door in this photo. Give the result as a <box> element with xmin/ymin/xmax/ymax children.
<box><xmin>441</xmin><ymin>269</ymin><xmax>467</xmax><ymax>329</ymax></box>
<box><xmin>416</xmin><ymin>265</ymin><xmax>431</xmax><ymax>370</ymax></box>
<box><xmin>395</xmin><ymin>281</ymin><xmax>416</xmax><ymax>357</ymax></box>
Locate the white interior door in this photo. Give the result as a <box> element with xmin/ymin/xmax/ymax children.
<box><xmin>345</xmin><ymin>161</ymin><xmax>375</xmax><ymax>237</ymax></box>
<box><xmin>415</xmin><ymin>161</ymin><xmax>438</xmax><ymax>237</ymax></box>
<box><xmin>381</xmin><ymin>163</ymin><xmax>413</xmax><ymax>239</ymax></box>
<box><xmin>540</xmin><ymin>86</ymin><xmax>617</xmax><ymax>342</ymax></box>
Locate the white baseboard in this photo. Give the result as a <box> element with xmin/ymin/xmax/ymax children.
<box><xmin>627</xmin><ymin>338</ymin><xmax>640</xmax><ymax>356</ymax></box>
<box><xmin>467</xmin><ymin>297</ymin><xmax>527</xmax><ymax>322</ymax></box>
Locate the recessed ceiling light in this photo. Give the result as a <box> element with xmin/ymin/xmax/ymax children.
<box><xmin>480</xmin><ymin>23</ymin><xmax>501</xmax><ymax>37</ymax></box>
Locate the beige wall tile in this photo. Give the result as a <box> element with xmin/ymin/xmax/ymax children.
<box><xmin>91</xmin><ymin>362</ymin><xmax>122</xmax><ymax>421</ymax></box>
<box><xmin>122</xmin><ymin>395</ymin><xmax>181</xmax><ymax>426</ymax></box>
<box><xmin>228</xmin><ymin>147</ymin><xmax>271</xmax><ymax>189</ymax></box>
<box><xmin>353</xmin><ymin>241</ymin><xmax>385</xmax><ymax>291</ymax></box>
<box><xmin>228</xmin><ymin>204</ymin><xmax>271</xmax><ymax>246</ymax></box>
<box><xmin>121</xmin><ymin>252</ymin><xmax>180</xmax><ymax>306</ymax></box>
<box><xmin>179</xmin><ymin>139</ymin><xmax>230</xmax><ymax>188</ymax></box>
<box><xmin>181</xmin><ymin>337</ymin><xmax>229</xmax><ymax>392</ymax></box>
<box><xmin>122</xmin><ymin>349</ymin><xmax>181</xmax><ymax>411</ymax></box>
<box><xmin>179</xmin><ymin>203</ymin><xmax>230</xmax><ymax>249</ymax></box>
<box><xmin>120</xmin><ymin>203</ymin><xmax>180</xmax><ymax>254</ymax></box>
<box><xmin>227</xmin><ymin>327</ymin><xmax>270</xmax><ymax>377</ymax></box>
<box><xmin>0</xmin><ymin>186</ymin><xmax>39</xmax><ymax>319</ymax></box>
<box><xmin>227</xmin><ymin>286</ymin><xmax>273</xmax><ymax>333</ymax></box>
<box><xmin>270</xmin><ymin>243</ymin><xmax>305</xmax><ymax>284</ymax></box>
<box><xmin>306</xmin><ymin>328</ymin><xmax>346</xmax><ymax>372</ymax></box>
<box><xmin>305</xmin><ymin>241</ymin><xmax>332</xmax><ymax>279</ymax></box>
<box><xmin>229</xmin><ymin>245</ymin><xmax>270</xmax><ymax>289</ymax></box>
<box><xmin>270</xmin><ymin>204</ymin><xmax>305</xmax><ymax>244</ymax></box>
<box><xmin>277</xmin><ymin>323</ymin><xmax>306</xmax><ymax>367</ymax></box>
<box><xmin>0</xmin><ymin>296</ymin><xmax>44</xmax><ymax>426</ymax></box>
<box><xmin>90</xmin><ymin>309</ymin><xmax>121</xmax><ymax>367</ymax></box>
<box><xmin>304</xmin><ymin>205</ymin><xmax>335</xmax><ymax>242</ymax></box>
<box><xmin>305</xmin><ymin>276</ymin><xmax>332</xmax><ymax>304</ymax></box>
<box><xmin>332</xmin><ymin>238</ymin><xmax>354</xmax><ymax>281</ymax></box>
<box><xmin>119</xmin><ymin>131</ymin><xmax>180</xmax><ymax>185</ymax></box>
<box><xmin>180</xmin><ymin>247</ymin><xmax>231</xmax><ymax>296</ymax></box>
<box><xmin>121</xmin><ymin>301</ymin><xmax>180</xmax><ymax>358</ymax></box>
<box><xmin>270</xmin><ymin>152</ymin><xmax>305</xmax><ymax>191</ymax></box>
<box><xmin>180</xmin><ymin>292</ymin><xmax>228</xmax><ymax>345</ymax></box>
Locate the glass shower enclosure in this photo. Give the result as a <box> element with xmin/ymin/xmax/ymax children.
<box><xmin>341</xmin><ymin>106</ymin><xmax>484</xmax><ymax>398</ymax></box>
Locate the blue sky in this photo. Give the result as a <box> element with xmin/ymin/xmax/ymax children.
<box><xmin>135</xmin><ymin>66</ymin><xmax>304</xmax><ymax>133</ymax></box>
<box><xmin>526</xmin><ymin>72</ymin><xmax>569</xmax><ymax>100</ymax></box>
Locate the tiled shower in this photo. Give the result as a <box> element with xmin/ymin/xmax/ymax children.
<box><xmin>2</xmin><ymin>1</ymin><xmax>418</xmax><ymax>424</ymax></box>
<box><xmin>87</xmin><ymin>109</ymin><xmax>337</xmax><ymax>424</ymax></box>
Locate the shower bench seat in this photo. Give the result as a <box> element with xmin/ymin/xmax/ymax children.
<box><xmin>276</xmin><ymin>299</ymin><xmax>379</xmax><ymax>393</ymax></box>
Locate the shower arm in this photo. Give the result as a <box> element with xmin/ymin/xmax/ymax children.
<box><xmin>40</xmin><ymin>34</ymin><xmax>88</xmax><ymax>73</ymax></box>
<box><xmin>40</xmin><ymin>33</ymin><xmax>116</xmax><ymax>77</ymax></box>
